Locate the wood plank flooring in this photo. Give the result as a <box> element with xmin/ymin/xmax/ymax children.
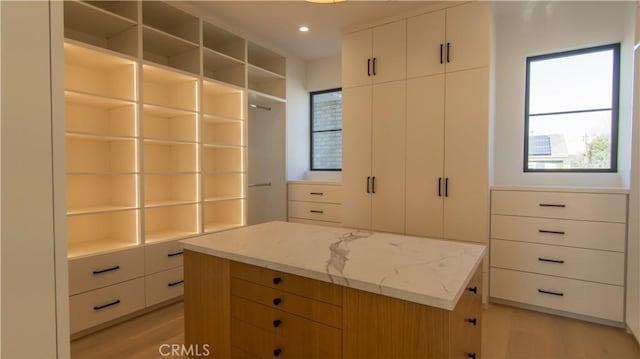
<box><xmin>71</xmin><ymin>301</ymin><xmax>640</xmax><ymax>358</ymax></box>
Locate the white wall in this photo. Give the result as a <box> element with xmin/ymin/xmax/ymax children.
<box><xmin>286</xmin><ymin>57</ymin><xmax>310</xmax><ymax>180</ymax></box>
<box><xmin>306</xmin><ymin>54</ymin><xmax>341</xmax><ymax>92</ymax></box>
<box><xmin>493</xmin><ymin>1</ymin><xmax>635</xmax><ymax>188</ymax></box>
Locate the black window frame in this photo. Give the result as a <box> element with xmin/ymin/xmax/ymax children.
<box><xmin>523</xmin><ymin>43</ymin><xmax>620</xmax><ymax>173</ymax></box>
<box><xmin>310</xmin><ymin>87</ymin><xmax>343</xmax><ymax>171</ymax></box>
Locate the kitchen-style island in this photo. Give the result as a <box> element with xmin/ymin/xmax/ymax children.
<box><xmin>181</xmin><ymin>221</ymin><xmax>486</xmax><ymax>358</ymax></box>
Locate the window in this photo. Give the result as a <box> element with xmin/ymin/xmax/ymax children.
<box><xmin>524</xmin><ymin>43</ymin><xmax>620</xmax><ymax>172</ymax></box>
<box><xmin>311</xmin><ymin>88</ymin><xmax>342</xmax><ymax>170</ymax></box>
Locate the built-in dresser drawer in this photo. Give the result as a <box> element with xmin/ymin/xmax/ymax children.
<box><xmin>145</xmin><ymin>240</ymin><xmax>184</xmax><ymax>274</ymax></box>
<box><xmin>491</xmin><ymin>239</ymin><xmax>624</xmax><ymax>285</ymax></box>
<box><xmin>491</xmin><ymin>191</ymin><xmax>626</xmax><ymax>223</ymax></box>
<box><xmin>490</xmin><ymin>268</ymin><xmax>623</xmax><ymax>322</ymax></box>
<box><xmin>491</xmin><ymin>215</ymin><xmax>626</xmax><ymax>252</ymax></box>
<box><xmin>145</xmin><ymin>266</ymin><xmax>184</xmax><ymax>306</ymax></box>
<box><xmin>231</xmin><ymin>346</ymin><xmax>260</xmax><ymax>359</ymax></box>
<box><xmin>230</xmin><ymin>261</ymin><xmax>342</xmax><ymax>306</ymax></box>
<box><xmin>287</xmin><ymin>201</ymin><xmax>341</xmax><ymax>223</ymax></box>
<box><xmin>288</xmin><ymin>183</ymin><xmax>342</xmax><ymax>204</ymax></box>
<box><xmin>68</xmin><ymin>247</ymin><xmax>144</xmax><ymax>295</ymax></box>
<box><xmin>69</xmin><ymin>277</ymin><xmax>145</xmax><ymax>333</ymax></box>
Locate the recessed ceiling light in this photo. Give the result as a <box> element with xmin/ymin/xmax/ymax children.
<box><xmin>299</xmin><ymin>25</ymin><xmax>310</xmax><ymax>32</ymax></box>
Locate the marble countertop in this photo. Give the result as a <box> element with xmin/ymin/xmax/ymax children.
<box><xmin>181</xmin><ymin>221</ymin><xmax>486</xmax><ymax>310</ymax></box>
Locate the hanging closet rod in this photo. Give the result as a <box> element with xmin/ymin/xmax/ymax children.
<box><xmin>249</xmin><ymin>103</ymin><xmax>272</xmax><ymax>111</ymax></box>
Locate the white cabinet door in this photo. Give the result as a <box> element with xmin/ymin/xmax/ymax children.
<box><xmin>342</xmin><ymin>29</ymin><xmax>372</xmax><ymax>88</ymax></box>
<box><xmin>372</xmin><ymin>20</ymin><xmax>407</xmax><ymax>84</ymax></box>
<box><xmin>342</xmin><ymin>86</ymin><xmax>372</xmax><ymax>229</ymax></box>
<box><xmin>445</xmin><ymin>2</ymin><xmax>491</xmax><ymax>72</ymax></box>
<box><xmin>405</xmin><ymin>75</ymin><xmax>445</xmax><ymax>238</ymax></box>
<box><xmin>407</xmin><ymin>10</ymin><xmax>445</xmax><ymax>78</ymax></box>
<box><xmin>371</xmin><ymin>81</ymin><xmax>406</xmax><ymax>233</ymax></box>
<box><xmin>443</xmin><ymin>68</ymin><xmax>489</xmax><ymax>243</ymax></box>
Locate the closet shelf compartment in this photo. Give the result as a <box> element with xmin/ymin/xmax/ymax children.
<box><xmin>66</xmin><ymin>136</ymin><xmax>137</xmax><ymax>174</ymax></box>
<box><xmin>248</xmin><ymin>89</ymin><xmax>287</xmax><ymax>106</ymax></box>
<box><xmin>204</xmin><ymin>196</ymin><xmax>245</xmax><ymax>204</ymax></box>
<box><xmin>203</xmin><ymin>199</ymin><xmax>244</xmax><ymax>233</ymax></box>
<box><xmin>203</xmin><ymin>173</ymin><xmax>244</xmax><ymax>200</ymax></box>
<box><xmin>203</xmin><ymin>21</ymin><xmax>245</xmax><ymax>62</ymax></box>
<box><xmin>143</xmin><ymin>27</ymin><xmax>200</xmax><ymax>75</ymax></box>
<box><xmin>202</xmin><ymin>80</ymin><xmax>245</xmax><ymax>120</ymax></box>
<box><xmin>142</xmin><ymin>1</ymin><xmax>200</xmax><ymax>44</ymax></box>
<box><xmin>143</xmin><ymin>141</ymin><xmax>198</xmax><ymax>173</ymax></box>
<box><xmin>67</xmin><ymin>205</ymin><xmax>138</xmax><ymax>216</ymax></box>
<box><xmin>65</xmin><ymin>91</ymin><xmax>136</xmax><ymax>137</ymax></box>
<box><xmin>66</xmin><ymin>132</ymin><xmax>136</xmax><ymax>141</ymax></box>
<box><xmin>248</xmin><ymin>41</ymin><xmax>286</xmax><ymax>76</ymax></box>
<box><xmin>67</xmin><ymin>209</ymin><xmax>139</xmax><ymax>258</ymax></box>
<box><xmin>203</xmin><ymin>113</ymin><xmax>243</xmax><ymax>124</ymax></box>
<box><xmin>143</xmin><ymin>105</ymin><xmax>198</xmax><ymax>143</ymax></box>
<box><xmin>203</xmin><ymin>48</ymin><xmax>246</xmax><ymax>88</ymax></box>
<box><xmin>143</xmin><ymin>64</ymin><xmax>198</xmax><ymax>112</ymax></box>
<box><xmin>145</xmin><ymin>204</ymin><xmax>199</xmax><ymax>243</ymax></box>
<box><xmin>144</xmin><ymin>174</ymin><xmax>199</xmax><ymax>207</ymax></box>
<box><xmin>144</xmin><ymin>200</ymin><xmax>199</xmax><ymax>209</ymax></box>
<box><xmin>248</xmin><ymin>66</ymin><xmax>286</xmax><ymax>101</ymax></box>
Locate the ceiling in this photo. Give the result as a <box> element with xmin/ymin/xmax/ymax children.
<box><xmin>187</xmin><ymin>1</ymin><xmax>433</xmax><ymax>60</ymax></box>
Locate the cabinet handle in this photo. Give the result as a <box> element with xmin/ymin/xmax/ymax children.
<box><xmin>92</xmin><ymin>265</ymin><xmax>120</xmax><ymax>275</ymax></box>
<box><xmin>438</xmin><ymin>177</ymin><xmax>442</xmax><ymax>197</ymax></box>
<box><xmin>168</xmin><ymin>280</ymin><xmax>184</xmax><ymax>287</ymax></box>
<box><xmin>440</xmin><ymin>44</ymin><xmax>444</xmax><ymax>64</ymax></box>
<box><xmin>538</xmin><ymin>257</ymin><xmax>564</xmax><ymax>264</ymax></box>
<box><xmin>468</xmin><ymin>286</ymin><xmax>478</xmax><ymax>294</ymax></box>
<box><xmin>467</xmin><ymin>353</ymin><xmax>477</xmax><ymax>359</ymax></box>
<box><xmin>538</xmin><ymin>229</ymin><xmax>565</xmax><ymax>235</ymax></box>
<box><xmin>538</xmin><ymin>289</ymin><xmax>564</xmax><ymax>297</ymax></box>
<box><xmin>444</xmin><ymin>178</ymin><xmax>449</xmax><ymax>197</ymax></box>
<box><xmin>273</xmin><ymin>277</ymin><xmax>282</xmax><ymax>285</ymax></box>
<box><xmin>93</xmin><ymin>299</ymin><xmax>121</xmax><ymax>311</ymax></box>
<box><xmin>367</xmin><ymin>58</ymin><xmax>371</xmax><ymax>76</ymax></box>
<box><xmin>310</xmin><ymin>210</ymin><xmax>324</xmax><ymax>214</ymax></box>
<box><xmin>272</xmin><ymin>297</ymin><xmax>282</xmax><ymax>306</ymax></box>
<box><xmin>309</xmin><ymin>192</ymin><xmax>323</xmax><ymax>196</ymax></box>
<box><xmin>373</xmin><ymin>57</ymin><xmax>377</xmax><ymax>75</ymax></box>
<box><xmin>167</xmin><ymin>251</ymin><xmax>184</xmax><ymax>257</ymax></box>
<box><xmin>372</xmin><ymin>176</ymin><xmax>376</xmax><ymax>194</ymax></box>
<box><xmin>272</xmin><ymin>319</ymin><xmax>282</xmax><ymax>328</ymax></box>
<box><xmin>446</xmin><ymin>42</ymin><xmax>450</xmax><ymax>63</ymax></box>
<box><xmin>273</xmin><ymin>348</ymin><xmax>282</xmax><ymax>357</ymax></box>
<box><xmin>366</xmin><ymin>176</ymin><xmax>371</xmax><ymax>193</ymax></box>
<box><xmin>467</xmin><ymin>317</ymin><xmax>477</xmax><ymax>326</ymax></box>
<box><xmin>539</xmin><ymin>203</ymin><xmax>566</xmax><ymax>208</ymax></box>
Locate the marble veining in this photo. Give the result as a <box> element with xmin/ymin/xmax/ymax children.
<box><xmin>181</xmin><ymin>221</ymin><xmax>486</xmax><ymax>310</ymax></box>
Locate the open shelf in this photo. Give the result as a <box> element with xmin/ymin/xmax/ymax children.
<box><xmin>203</xmin><ymin>48</ymin><xmax>245</xmax><ymax>88</ymax></box>
<box><xmin>248</xmin><ymin>41</ymin><xmax>286</xmax><ymax>76</ymax></box>
<box><xmin>203</xmin><ymin>146</ymin><xmax>243</xmax><ymax>173</ymax></box>
<box><xmin>64</xmin><ymin>1</ymin><xmax>138</xmax><ymax>57</ymax></box>
<box><xmin>203</xmin><ymin>118</ymin><xmax>243</xmax><ymax>146</ymax></box>
<box><xmin>204</xmin><ymin>199</ymin><xmax>244</xmax><ymax>233</ymax></box>
<box><xmin>67</xmin><ymin>136</ymin><xmax>136</xmax><ymax>173</ymax></box>
<box><xmin>67</xmin><ymin>174</ymin><xmax>137</xmax><ymax>214</ymax></box>
<box><xmin>143</xmin><ymin>141</ymin><xmax>197</xmax><ymax>173</ymax></box>
<box><xmin>203</xmin><ymin>173</ymin><xmax>244</xmax><ymax>201</ymax></box>
<box><xmin>67</xmin><ymin>210</ymin><xmax>138</xmax><ymax>258</ymax></box>
<box><xmin>64</xmin><ymin>42</ymin><xmax>136</xmax><ymax>101</ymax></box>
<box><xmin>65</xmin><ymin>91</ymin><xmax>136</xmax><ymax>137</ymax></box>
<box><xmin>143</xmin><ymin>105</ymin><xmax>197</xmax><ymax>142</ymax></box>
<box><xmin>144</xmin><ymin>174</ymin><xmax>198</xmax><ymax>207</ymax></box>
<box><xmin>143</xmin><ymin>65</ymin><xmax>198</xmax><ymax>111</ymax></box>
<box><xmin>142</xmin><ymin>1</ymin><xmax>200</xmax><ymax>44</ymax></box>
<box><xmin>248</xmin><ymin>65</ymin><xmax>286</xmax><ymax>100</ymax></box>
<box><xmin>143</xmin><ymin>26</ymin><xmax>200</xmax><ymax>75</ymax></box>
<box><xmin>203</xmin><ymin>21</ymin><xmax>245</xmax><ymax>62</ymax></box>
<box><xmin>144</xmin><ymin>204</ymin><xmax>199</xmax><ymax>243</ymax></box>
<box><xmin>202</xmin><ymin>80</ymin><xmax>244</xmax><ymax>119</ymax></box>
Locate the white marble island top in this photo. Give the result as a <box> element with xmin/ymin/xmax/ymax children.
<box><xmin>181</xmin><ymin>221</ymin><xmax>486</xmax><ymax>310</ymax></box>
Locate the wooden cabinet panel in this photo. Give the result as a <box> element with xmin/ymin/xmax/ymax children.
<box><xmin>407</xmin><ymin>10</ymin><xmax>446</xmax><ymax>78</ymax></box>
<box><xmin>342</xmin><ymin>29</ymin><xmax>372</xmax><ymax>88</ymax></box>
<box><xmin>372</xmin><ymin>20</ymin><xmax>406</xmax><ymax>84</ymax></box>
<box><xmin>445</xmin><ymin>1</ymin><xmax>491</xmax><ymax>72</ymax></box>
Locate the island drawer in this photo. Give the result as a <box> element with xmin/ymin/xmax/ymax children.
<box><xmin>231</xmin><ymin>277</ymin><xmax>342</xmax><ymax>328</ymax></box>
<box><xmin>230</xmin><ymin>261</ymin><xmax>342</xmax><ymax>306</ymax></box>
<box><xmin>288</xmin><ymin>183</ymin><xmax>342</xmax><ymax>204</ymax></box>
<box><xmin>231</xmin><ymin>347</ymin><xmax>260</xmax><ymax>359</ymax></box>
<box><xmin>490</xmin><ymin>268</ymin><xmax>624</xmax><ymax>322</ymax></box>
<box><xmin>491</xmin><ymin>190</ymin><xmax>626</xmax><ymax>223</ymax></box>
<box><xmin>69</xmin><ymin>277</ymin><xmax>145</xmax><ymax>333</ymax></box>
<box><xmin>451</xmin><ymin>267</ymin><xmax>482</xmax><ymax>359</ymax></box>
<box><xmin>69</xmin><ymin>246</ymin><xmax>144</xmax><ymax>295</ymax></box>
<box><xmin>145</xmin><ymin>266</ymin><xmax>184</xmax><ymax>306</ymax></box>
<box><xmin>145</xmin><ymin>240</ymin><xmax>184</xmax><ymax>274</ymax></box>
<box><xmin>491</xmin><ymin>215</ymin><xmax>626</xmax><ymax>252</ymax></box>
<box><xmin>287</xmin><ymin>201</ymin><xmax>341</xmax><ymax>223</ymax></box>
<box><xmin>491</xmin><ymin>239</ymin><xmax>624</xmax><ymax>285</ymax></box>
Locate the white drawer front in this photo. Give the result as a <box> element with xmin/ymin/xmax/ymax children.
<box><xmin>288</xmin><ymin>201</ymin><xmax>341</xmax><ymax>223</ymax></box>
<box><xmin>145</xmin><ymin>240</ymin><xmax>184</xmax><ymax>274</ymax></box>
<box><xmin>69</xmin><ymin>247</ymin><xmax>144</xmax><ymax>295</ymax></box>
<box><xmin>490</xmin><ymin>268</ymin><xmax>623</xmax><ymax>322</ymax></box>
<box><xmin>491</xmin><ymin>191</ymin><xmax>626</xmax><ymax>223</ymax></box>
<box><xmin>491</xmin><ymin>239</ymin><xmax>624</xmax><ymax>285</ymax></box>
<box><xmin>69</xmin><ymin>278</ymin><xmax>145</xmax><ymax>333</ymax></box>
<box><xmin>287</xmin><ymin>217</ymin><xmax>342</xmax><ymax>227</ymax></box>
<box><xmin>145</xmin><ymin>267</ymin><xmax>184</xmax><ymax>307</ymax></box>
<box><xmin>491</xmin><ymin>215</ymin><xmax>625</xmax><ymax>252</ymax></box>
<box><xmin>288</xmin><ymin>183</ymin><xmax>342</xmax><ymax>204</ymax></box>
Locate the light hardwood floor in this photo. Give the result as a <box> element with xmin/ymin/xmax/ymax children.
<box><xmin>71</xmin><ymin>301</ymin><xmax>640</xmax><ymax>358</ymax></box>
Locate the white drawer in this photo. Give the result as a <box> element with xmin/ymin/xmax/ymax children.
<box><xmin>69</xmin><ymin>277</ymin><xmax>145</xmax><ymax>333</ymax></box>
<box><xmin>69</xmin><ymin>247</ymin><xmax>144</xmax><ymax>295</ymax></box>
<box><xmin>288</xmin><ymin>217</ymin><xmax>342</xmax><ymax>227</ymax></box>
<box><xmin>288</xmin><ymin>201</ymin><xmax>341</xmax><ymax>223</ymax></box>
<box><xmin>491</xmin><ymin>190</ymin><xmax>626</xmax><ymax>223</ymax></box>
<box><xmin>491</xmin><ymin>239</ymin><xmax>624</xmax><ymax>285</ymax></box>
<box><xmin>145</xmin><ymin>240</ymin><xmax>184</xmax><ymax>274</ymax></box>
<box><xmin>490</xmin><ymin>268</ymin><xmax>623</xmax><ymax>322</ymax></box>
<box><xmin>491</xmin><ymin>215</ymin><xmax>625</xmax><ymax>252</ymax></box>
<box><xmin>145</xmin><ymin>267</ymin><xmax>184</xmax><ymax>307</ymax></box>
<box><xmin>288</xmin><ymin>183</ymin><xmax>342</xmax><ymax>204</ymax></box>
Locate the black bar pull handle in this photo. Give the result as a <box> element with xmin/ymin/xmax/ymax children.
<box><xmin>446</xmin><ymin>42</ymin><xmax>450</xmax><ymax>63</ymax></box>
<box><xmin>468</xmin><ymin>286</ymin><xmax>478</xmax><ymax>294</ymax></box>
<box><xmin>93</xmin><ymin>299</ymin><xmax>121</xmax><ymax>311</ymax></box>
<box><xmin>167</xmin><ymin>251</ymin><xmax>184</xmax><ymax>257</ymax></box>
<box><xmin>272</xmin><ymin>319</ymin><xmax>281</xmax><ymax>328</ymax></box>
<box><xmin>372</xmin><ymin>176</ymin><xmax>376</xmax><ymax>194</ymax></box>
<box><xmin>440</xmin><ymin>44</ymin><xmax>443</xmax><ymax>64</ymax></box>
<box><xmin>272</xmin><ymin>297</ymin><xmax>282</xmax><ymax>306</ymax></box>
<box><xmin>467</xmin><ymin>318</ymin><xmax>477</xmax><ymax>326</ymax></box>
<box><xmin>309</xmin><ymin>192</ymin><xmax>323</xmax><ymax>196</ymax></box>
<box><xmin>538</xmin><ymin>289</ymin><xmax>564</xmax><ymax>297</ymax></box>
<box><xmin>367</xmin><ymin>58</ymin><xmax>371</xmax><ymax>76</ymax></box>
<box><xmin>366</xmin><ymin>176</ymin><xmax>371</xmax><ymax>193</ymax></box>
<box><xmin>310</xmin><ymin>210</ymin><xmax>324</xmax><ymax>214</ymax></box>
<box><xmin>438</xmin><ymin>177</ymin><xmax>442</xmax><ymax>197</ymax></box>
<box><xmin>92</xmin><ymin>265</ymin><xmax>120</xmax><ymax>275</ymax></box>
<box><xmin>538</xmin><ymin>257</ymin><xmax>565</xmax><ymax>264</ymax></box>
<box><xmin>373</xmin><ymin>57</ymin><xmax>377</xmax><ymax>75</ymax></box>
<box><xmin>444</xmin><ymin>178</ymin><xmax>449</xmax><ymax>197</ymax></box>
<box><xmin>168</xmin><ymin>280</ymin><xmax>184</xmax><ymax>287</ymax></box>
<box><xmin>539</xmin><ymin>203</ymin><xmax>566</xmax><ymax>208</ymax></box>
<box><xmin>539</xmin><ymin>229</ymin><xmax>566</xmax><ymax>235</ymax></box>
